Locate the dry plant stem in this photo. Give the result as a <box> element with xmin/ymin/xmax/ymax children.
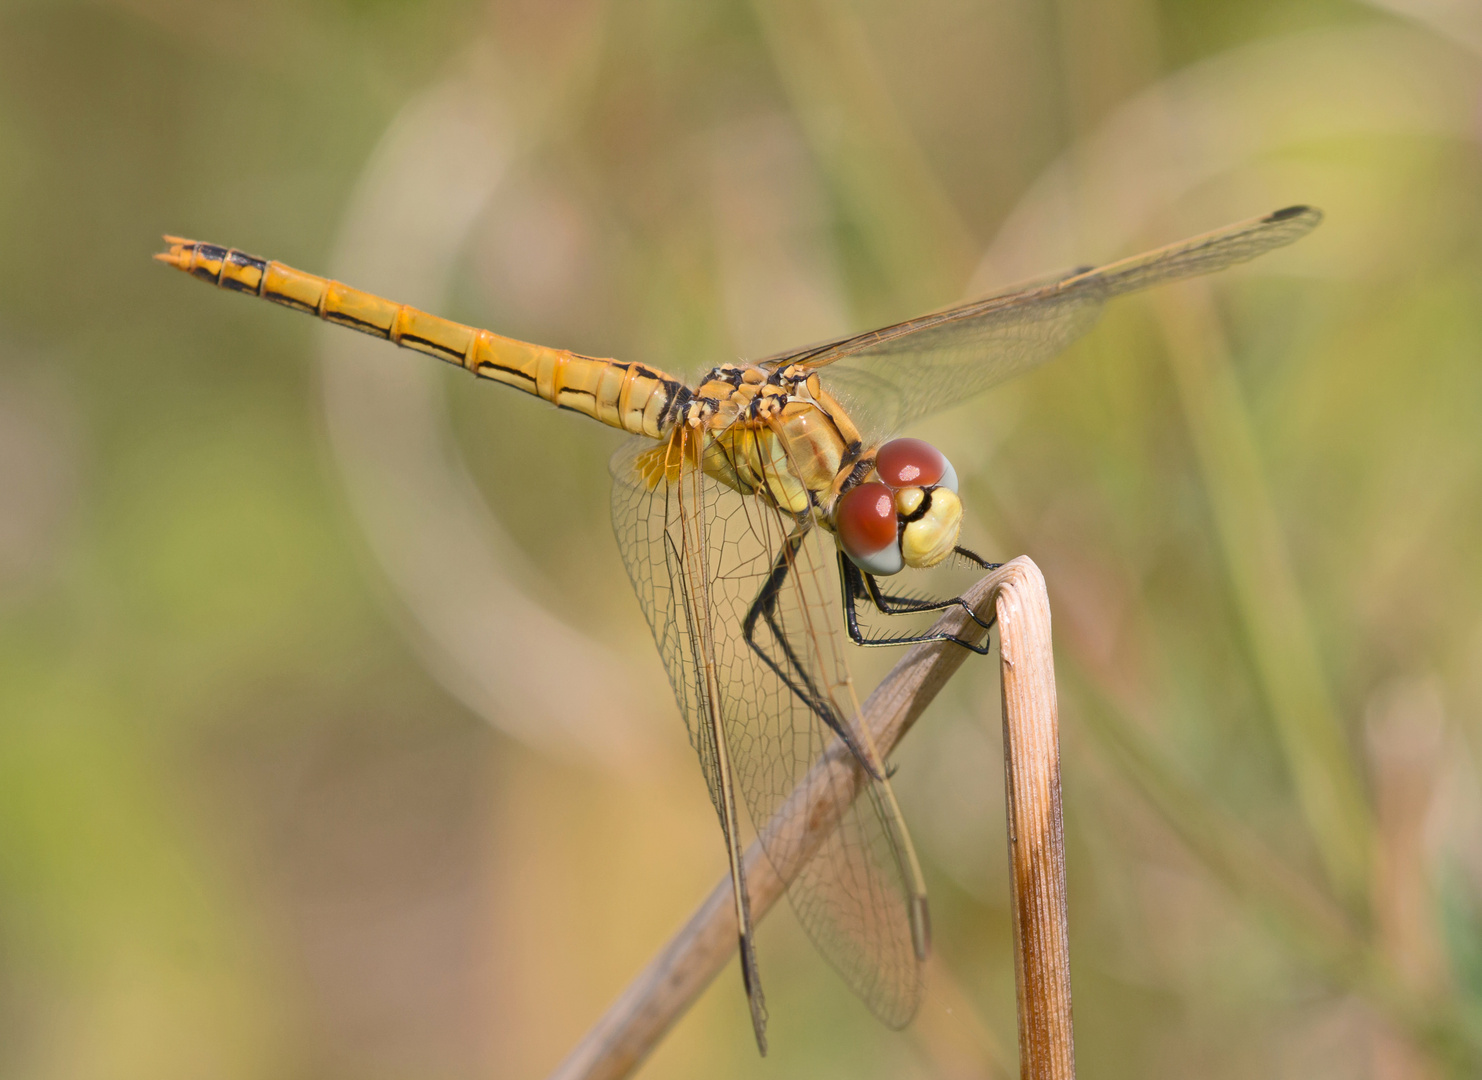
<box><xmin>548</xmin><ymin>557</ymin><xmax>1067</xmax><ymax>1080</ymax></box>
<box><xmin>996</xmin><ymin>560</ymin><xmax>1074</xmax><ymax>1080</ymax></box>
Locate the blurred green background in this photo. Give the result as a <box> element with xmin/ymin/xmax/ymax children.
<box><xmin>3</xmin><ymin>0</ymin><xmax>1482</xmax><ymax>1077</ymax></box>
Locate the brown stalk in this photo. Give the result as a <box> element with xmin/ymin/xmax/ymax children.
<box><xmin>547</xmin><ymin>556</ymin><xmax>1072</xmax><ymax>1080</ymax></box>
<box><xmin>996</xmin><ymin>558</ymin><xmax>1074</xmax><ymax>1080</ymax></box>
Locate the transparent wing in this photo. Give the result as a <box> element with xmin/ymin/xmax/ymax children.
<box><xmin>610</xmin><ymin>432</ymin><xmax>926</xmax><ymax>1027</ymax></box>
<box><xmin>755</xmin><ymin>206</ymin><xmax>1322</xmax><ymax>437</ymax></box>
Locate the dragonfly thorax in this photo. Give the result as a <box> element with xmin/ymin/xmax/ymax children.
<box><xmin>683</xmin><ymin>362</ymin><xmax>866</xmax><ymax>517</ymax></box>
<box><xmin>685</xmin><ymin>362</ymin><xmax>829</xmax><ymax>423</ymax></box>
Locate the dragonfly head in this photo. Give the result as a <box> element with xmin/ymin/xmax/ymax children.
<box><xmin>835</xmin><ymin>438</ymin><xmax>961</xmax><ymax>576</ymax></box>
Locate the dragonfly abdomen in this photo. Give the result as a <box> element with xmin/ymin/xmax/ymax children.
<box><xmin>155</xmin><ymin>237</ymin><xmax>687</xmax><ymax>439</ymax></box>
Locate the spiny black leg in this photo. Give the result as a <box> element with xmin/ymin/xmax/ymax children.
<box><xmin>743</xmin><ymin>525</ymin><xmax>885</xmax><ymax>779</ymax></box>
<box><xmin>743</xmin><ymin>531</ymin><xmax>825</xmax><ymax>712</ymax></box>
<box><xmin>840</xmin><ymin>554</ymin><xmax>873</xmax><ymax>644</ymax></box>
<box><xmin>953</xmin><ymin>545</ymin><xmax>1002</xmax><ymax>570</ymax></box>
<box><xmin>839</xmin><ymin>552</ymin><xmax>995</xmax><ymax>654</ymax></box>
<box><xmin>855</xmin><ymin>545</ymin><xmax>1002</xmax><ymax>631</ymax></box>
<box><xmin>864</xmin><ymin>573</ymin><xmax>995</xmax><ymax>632</ymax></box>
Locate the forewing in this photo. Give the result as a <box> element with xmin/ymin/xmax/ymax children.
<box><xmin>610</xmin><ymin>433</ymin><xmax>926</xmax><ymax>1026</ymax></box>
<box><xmin>757</xmin><ymin>206</ymin><xmax>1321</xmax><ymax>437</ymax></box>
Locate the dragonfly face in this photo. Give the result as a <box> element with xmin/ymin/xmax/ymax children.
<box><xmin>835</xmin><ymin>437</ymin><xmax>962</xmax><ymax>576</ymax></box>
<box><xmin>155</xmin><ymin>204</ymin><xmax>1323</xmax><ymax>1055</ymax></box>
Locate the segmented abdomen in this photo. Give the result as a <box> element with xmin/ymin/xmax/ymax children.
<box><xmin>156</xmin><ymin>238</ymin><xmax>688</xmax><ymax>438</ymax></box>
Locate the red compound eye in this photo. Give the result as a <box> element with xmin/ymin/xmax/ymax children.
<box><xmin>875</xmin><ymin>438</ymin><xmax>946</xmax><ymax>488</ymax></box>
<box><xmin>836</xmin><ymin>482</ymin><xmax>898</xmax><ymax>558</ymax></box>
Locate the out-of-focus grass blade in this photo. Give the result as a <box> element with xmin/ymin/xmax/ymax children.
<box><xmin>1152</xmin><ymin>283</ymin><xmax>1375</xmax><ymax>909</ymax></box>
<box><xmin>747</xmin><ymin>0</ymin><xmax>978</xmax><ymax>311</ymax></box>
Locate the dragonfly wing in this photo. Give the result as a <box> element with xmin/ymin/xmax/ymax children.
<box><xmin>609</xmin><ymin>430</ymin><xmax>770</xmax><ymax>1049</ymax></box>
<box><xmin>757</xmin><ymin>206</ymin><xmax>1321</xmax><ymax>438</ymax></box>
<box><xmin>610</xmin><ymin>432</ymin><xmax>927</xmax><ymax>1027</ymax></box>
<box><xmin>816</xmin><ymin>286</ymin><xmax>1104</xmax><ymax>440</ymax></box>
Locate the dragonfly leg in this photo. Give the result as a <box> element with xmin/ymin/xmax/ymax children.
<box><xmin>839</xmin><ymin>552</ymin><xmax>994</xmax><ymax>654</ymax></box>
<box><xmin>869</xmin><ymin>580</ymin><xmax>995</xmax><ymax>634</ymax></box>
<box><xmin>840</xmin><ymin>545</ymin><xmax>1002</xmax><ymax>630</ymax></box>
<box><xmin>873</xmin><ymin>545</ymin><xmax>1002</xmax><ymax>630</ymax></box>
<box><xmin>742</xmin><ymin>524</ymin><xmax>887</xmax><ymax>780</ymax></box>
<box><xmin>952</xmin><ymin>544</ymin><xmax>1003</xmax><ymax>571</ymax></box>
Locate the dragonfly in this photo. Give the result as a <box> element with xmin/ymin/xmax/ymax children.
<box><xmin>156</xmin><ymin>204</ymin><xmax>1321</xmax><ymax>1053</ymax></box>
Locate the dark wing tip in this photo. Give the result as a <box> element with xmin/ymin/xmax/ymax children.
<box><xmin>1266</xmin><ymin>204</ymin><xmax>1322</xmax><ymax>225</ymax></box>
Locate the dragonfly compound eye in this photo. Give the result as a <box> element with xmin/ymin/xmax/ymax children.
<box><xmin>836</xmin><ymin>482</ymin><xmax>904</xmax><ymax>576</ymax></box>
<box><xmin>875</xmin><ymin>437</ymin><xmax>958</xmax><ymax>493</ymax></box>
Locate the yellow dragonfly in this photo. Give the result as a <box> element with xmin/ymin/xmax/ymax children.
<box><xmin>157</xmin><ymin>204</ymin><xmax>1320</xmax><ymax>1053</ymax></box>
